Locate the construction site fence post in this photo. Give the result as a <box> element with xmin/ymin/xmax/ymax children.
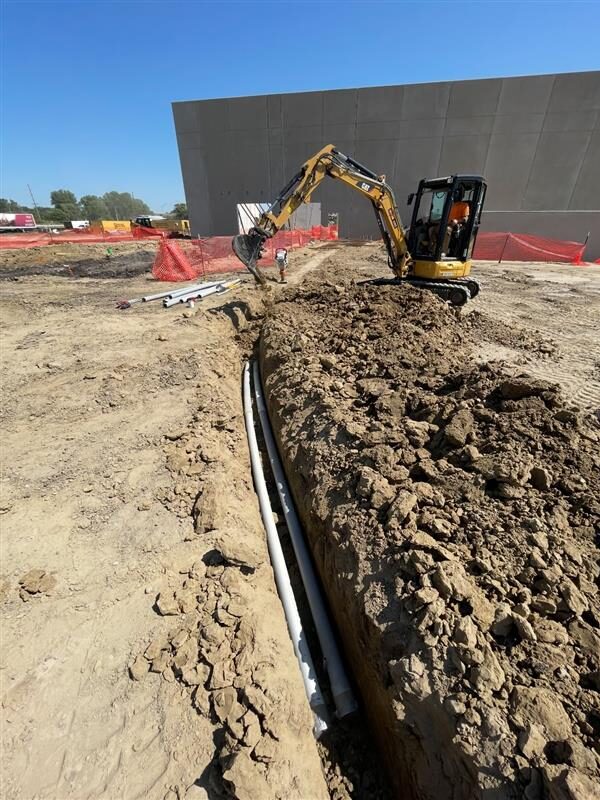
<box><xmin>498</xmin><ymin>233</ymin><xmax>511</xmax><ymax>264</ymax></box>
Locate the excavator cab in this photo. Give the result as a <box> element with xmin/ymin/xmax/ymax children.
<box><xmin>407</xmin><ymin>175</ymin><xmax>486</xmax><ymax>276</ymax></box>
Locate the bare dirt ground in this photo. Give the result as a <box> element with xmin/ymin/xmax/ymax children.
<box><xmin>0</xmin><ymin>241</ymin><xmax>158</xmax><ymax>279</ymax></box>
<box><xmin>261</xmin><ymin>270</ymin><xmax>599</xmax><ymax>797</ymax></box>
<box><xmin>0</xmin><ymin>247</ymin><xmax>330</xmax><ymax>800</ymax></box>
<box><xmin>471</xmin><ymin>261</ymin><xmax>600</xmax><ymax>415</ymax></box>
<box><xmin>1</xmin><ymin>241</ymin><xmax>599</xmax><ymax>800</ymax></box>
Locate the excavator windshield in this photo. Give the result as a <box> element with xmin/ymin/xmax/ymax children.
<box><xmin>407</xmin><ymin>175</ymin><xmax>486</xmax><ymax>263</ymax></box>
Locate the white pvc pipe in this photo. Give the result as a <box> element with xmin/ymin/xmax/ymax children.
<box><xmin>163</xmin><ymin>284</ymin><xmax>223</xmax><ymax>308</ymax></box>
<box><xmin>243</xmin><ymin>362</ymin><xmax>328</xmax><ymax>738</ymax></box>
<box><xmin>142</xmin><ymin>281</ymin><xmax>220</xmax><ymax>303</ymax></box>
<box><xmin>169</xmin><ymin>279</ymin><xmax>242</xmax><ymax>307</ymax></box>
<box><xmin>253</xmin><ymin>361</ymin><xmax>357</xmax><ymax>719</ymax></box>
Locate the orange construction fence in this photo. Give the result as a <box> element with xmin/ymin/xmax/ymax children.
<box><xmin>473</xmin><ymin>232</ymin><xmax>587</xmax><ymax>264</ymax></box>
<box><xmin>152</xmin><ymin>225</ymin><xmax>339</xmax><ymax>281</ymax></box>
<box><xmin>1</xmin><ymin>224</ymin><xmax>595</xmax><ymax>267</ymax></box>
<box><xmin>0</xmin><ymin>225</ymin><xmax>167</xmax><ymax>249</ymax></box>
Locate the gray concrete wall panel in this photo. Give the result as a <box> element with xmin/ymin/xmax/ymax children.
<box><xmin>282</xmin><ymin>92</ymin><xmax>323</xmax><ymax>127</ymax></box>
<box><xmin>445</xmin><ymin>116</ymin><xmax>496</xmax><ymax>136</ymax></box>
<box><xmin>447</xmin><ymin>78</ymin><xmax>502</xmax><ymax>117</ymax></box>
<box><xmin>522</xmin><ymin>131</ymin><xmax>593</xmax><ymax>210</ymax></box>
<box><xmin>543</xmin><ymin>111</ymin><xmax>598</xmax><ymax>133</ymax></box>
<box><xmin>484</xmin><ymin>133</ymin><xmax>539</xmax><ymax>210</ymax></box>
<box><xmin>401</xmin><ymin>82</ymin><xmax>450</xmax><ymax>119</ymax></box>
<box><xmin>324</xmin><ymin>89</ymin><xmax>357</xmax><ymax>124</ymax></box>
<box><xmin>357</xmin><ymin>86</ymin><xmax>404</xmax><ymax>122</ymax></box>
<box><xmin>173</xmin><ymin>71</ymin><xmax>600</xmax><ymax>253</ymax></box>
<box><xmin>492</xmin><ymin>113</ymin><xmax>545</xmax><ymax>135</ymax></box>
<box><xmin>267</xmin><ymin>95</ymin><xmax>283</xmax><ymax>129</ymax></box>
<box><xmin>438</xmin><ymin>134</ymin><xmax>491</xmax><ymax>175</ymax></box>
<box><xmin>569</xmin><ymin>130</ymin><xmax>600</xmax><ymax>210</ymax></box>
<box><xmin>228</xmin><ymin>96</ymin><xmax>268</xmax><ymax>130</ymax></box>
<box><xmin>496</xmin><ymin>75</ymin><xmax>554</xmax><ymax>115</ymax></box>
<box><xmin>547</xmin><ymin>72</ymin><xmax>600</xmax><ymax>113</ymax></box>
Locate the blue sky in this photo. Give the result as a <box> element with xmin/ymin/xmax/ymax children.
<box><xmin>2</xmin><ymin>0</ymin><xmax>599</xmax><ymax>212</ymax></box>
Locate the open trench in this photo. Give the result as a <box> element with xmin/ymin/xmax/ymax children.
<box><xmin>128</xmin><ymin>247</ymin><xmax>599</xmax><ymax>799</ymax></box>
<box><xmin>125</xmin><ymin>248</ymin><xmax>394</xmax><ymax>799</ymax></box>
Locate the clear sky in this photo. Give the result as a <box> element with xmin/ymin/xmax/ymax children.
<box><xmin>2</xmin><ymin>0</ymin><xmax>599</xmax><ymax>212</ymax></box>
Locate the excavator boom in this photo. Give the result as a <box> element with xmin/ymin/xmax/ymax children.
<box><xmin>232</xmin><ymin>145</ymin><xmax>410</xmax><ymax>285</ymax></box>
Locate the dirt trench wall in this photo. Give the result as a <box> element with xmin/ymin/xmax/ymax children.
<box><xmin>259</xmin><ymin>282</ymin><xmax>600</xmax><ymax>800</ymax></box>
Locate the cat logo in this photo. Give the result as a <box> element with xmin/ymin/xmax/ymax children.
<box><xmin>359</xmin><ymin>182</ymin><xmax>371</xmax><ymax>192</ymax></box>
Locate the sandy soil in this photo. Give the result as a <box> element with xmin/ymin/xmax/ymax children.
<box><xmin>1</xmin><ymin>242</ymin><xmax>599</xmax><ymax>799</ymax></box>
<box><xmin>472</xmin><ymin>261</ymin><xmax>600</xmax><ymax>415</ymax></box>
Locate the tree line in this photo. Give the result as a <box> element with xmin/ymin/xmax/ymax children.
<box><xmin>0</xmin><ymin>191</ymin><xmax>187</xmax><ymax>223</ymax></box>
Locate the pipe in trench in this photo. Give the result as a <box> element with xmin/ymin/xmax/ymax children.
<box><xmin>252</xmin><ymin>361</ymin><xmax>358</xmax><ymax>719</ymax></box>
<box><xmin>242</xmin><ymin>362</ymin><xmax>329</xmax><ymax>738</ymax></box>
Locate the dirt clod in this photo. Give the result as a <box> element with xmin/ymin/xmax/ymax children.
<box><xmin>18</xmin><ymin>568</ymin><xmax>56</xmax><ymax>600</ymax></box>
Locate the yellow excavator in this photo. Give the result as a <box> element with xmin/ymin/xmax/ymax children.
<box><xmin>232</xmin><ymin>144</ymin><xmax>487</xmax><ymax>305</ymax></box>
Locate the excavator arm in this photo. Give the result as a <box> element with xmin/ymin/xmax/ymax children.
<box><xmin>232</xmin><ymin>144</ymin><xmax>411</xmax><ymax>285</ymax></box>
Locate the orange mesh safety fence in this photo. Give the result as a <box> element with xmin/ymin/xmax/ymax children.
<box><xmin>2</xmin><ymin>225</ymin><xmax>590</xmax><ymax>266</ymax></box>
<box><xmin>0</xmin><ymin>224</ymin><xmax>338</xmax><ymax>254</ymax></box>
<box><xmin>473</xmin><ymin>232</ymin><xmax>587</xmax><ymax>264</ymax></box>
<box><xmin>0</xmin><ymin>230</ymin><xmax>137</xmax><ymax>248</ymax></box>
<box><xmin>131</xmin><ymin>225</ymin><xmax>167</xmax><ymax>239</ymax></box>
<box><xmin>152</xmin><ymin>225</ymin><xmax>338</xmax><ymax>282</ymax></box>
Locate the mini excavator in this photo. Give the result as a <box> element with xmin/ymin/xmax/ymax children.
<box><xmin>232</xmin><ymin>144</ymin><xmax>487</xmax><ymax>306</ymax></box>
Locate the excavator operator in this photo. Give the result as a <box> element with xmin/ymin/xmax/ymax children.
<box><xmin>449</xmin><ymin>194</ymin><xmax>470</xmax><ymax>225</ymax></box>
<box><xmin>445</xmin><ymin>190</ymin><xmax>471</xmax><ymax>256</ymax></box>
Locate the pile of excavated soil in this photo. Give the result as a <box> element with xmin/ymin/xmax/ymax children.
<box><xmin>260</xmin><ymin>281</ymin><xmax>600</xmax><ymax>799</ymax></box>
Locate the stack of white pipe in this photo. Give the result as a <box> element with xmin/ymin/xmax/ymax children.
<box><xmin>163</xmin><ymin>279</ymin><xmax>241</xmax><ymax>307</ymax></box>
<box><xmin>142</xmin><ymin>281</ymin><xmax>221</xmax><ymax>304</ymax></box>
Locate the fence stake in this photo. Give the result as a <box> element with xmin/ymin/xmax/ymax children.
<box><xmin>498</xmin><ymin>233</ymin><xmax>511</xmax><ymax>264</ymax></box>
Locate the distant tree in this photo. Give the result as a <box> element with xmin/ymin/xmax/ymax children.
<box><xmin>102</xmin><ymin>191</ymin><xmax>151</xmax><ymax>220</ymax></box>
<box><xmin>80</xmin><ymin>194</ymin><xmax>109</xmax><ymax>221</ymax></box>
<box><xmin>41</xmin><ymin>207</ymin><xmax>68</xmax><ymax>223</ymax></box>
<box><xmin>49</xmin><ymin>189</ymin><xmax>82</xmax><ymax>223</ymax></box>
<box><xmin>0</xmin><ymin>198</ymin><xmax>35</xmax><ymax>214</ymax></box>
<box><xmin>50</xmin><ymin>189</ymin><xmax>78</xmax><ymax>207</ymax></box>
<box><xmin>170</xmin><ymin>203</ymin><xmax>188</xmax><ymax>219</ymax></box>
<box><xmin>0</xmin><ymin>198</ymin><xmax>19</xmax><ymax>213</ymax></box>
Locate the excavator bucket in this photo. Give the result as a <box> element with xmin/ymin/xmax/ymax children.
<box><xmin>232</xmin><ymin>232</ymin><xmax>267</xmax><ymax>286</ymax></box>
<box><xmin>232</xmin><ymin>233</ymin><xmax>258</xmax><ymax>267</ymax></box>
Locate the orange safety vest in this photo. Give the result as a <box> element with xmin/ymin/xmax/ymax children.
<box><xmin>449</xmin><ymin>201</ymin><xmax>470</xmax><ymax>221</ymax></box>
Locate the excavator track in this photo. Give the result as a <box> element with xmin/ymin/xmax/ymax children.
<box><xmin>361</xmin><ymin>277</ymin><xmax>480</xmax><ymax>307</ymax></box>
